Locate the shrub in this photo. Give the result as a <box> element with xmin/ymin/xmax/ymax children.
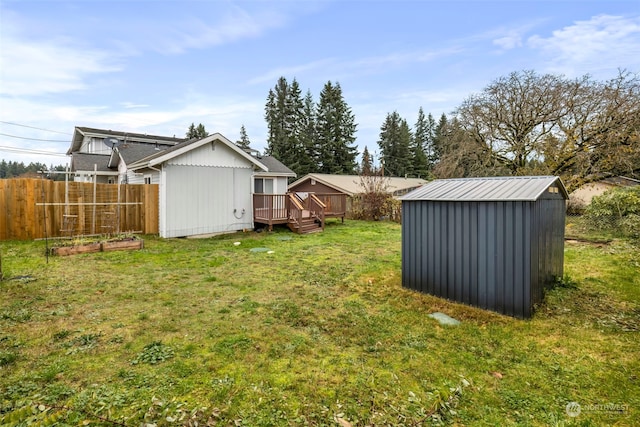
<box><xmin>584</xmin><ymin>186</ymin><xmax>640</xmax><ymax>239</ymax></box>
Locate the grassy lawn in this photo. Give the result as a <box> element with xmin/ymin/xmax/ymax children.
<box><xmin>1</xmin><ymin>220</ymin><xmax>638</xmax><ymax>426</ymax></box>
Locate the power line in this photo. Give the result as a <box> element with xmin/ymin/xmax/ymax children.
<box><xmin>0</xmin><ymin>132</ymin><xmax>70</xmax><ymax>142</ymax></box>
<box><xmin>0</xmin><ymin>120</ymin><xmax>71</xmax><ymax>135</ymax></box>
<box><xmin>0</xmin><ymin>145</ymin><xmax>68</xmax><ymax>157</ymax></box>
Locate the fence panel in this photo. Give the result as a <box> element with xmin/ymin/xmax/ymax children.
<box><xmin>0</xmin><ymin>178</ymin><xmax>158</xmax><ymax>240</ymax></box>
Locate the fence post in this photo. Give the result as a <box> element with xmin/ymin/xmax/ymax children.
<box><xmin>92</xmin><ymin>164</ymin><xmax>97</xmax><ymax>235</ymax></box>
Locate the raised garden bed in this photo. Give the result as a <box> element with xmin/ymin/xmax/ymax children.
<box><xmin>101</xmin><ymin>238</ymin><xmax>144</xmax><ymax>252</ymax></box>
<box><xmin>50</xmin><ymin>237</ymin><xmax>143</xmax><ymax>256</ymax></box>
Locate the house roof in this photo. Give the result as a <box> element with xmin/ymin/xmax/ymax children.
<box><xmin>289</xmin><ymin>173</ymin><xmax>428</xmax><ymax>196</ymax></box>
<box><xmin>253</xmin><ymin>155</ymin><xmax>296</xmax><ymax>177</ymax></box>
<box><xmin>109</xmin><ymin>143</ymin><xmax>171</xmax><ymax>168</ymax></box>
<box><xmin>128</xmin><ymin>133</ymin><xmax>268</xmax><ymax>172</ymax></box>
<box><xmin>402</xmin><ymin>176</ymin><xmax>568</xmax><ymax>201</ymax></box>
<box><xmin>70</xmin><ymin>153</ymin><xmax>114</xmax><ymax>173</ymax></box>
<box><xmin>601</xmin><ymin>176</ymin><xmax>640</xmax><ymax>186</ymax></box>
<box><xmin>67</xmin><ymin>126</ymin><xmax>185</xmax><ymax>154</ymax></box>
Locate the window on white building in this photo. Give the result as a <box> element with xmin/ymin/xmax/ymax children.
<box><xmin>254</xmin><ymin>178</ymin><xmax>274</xmax><ymax>194</ymax></box>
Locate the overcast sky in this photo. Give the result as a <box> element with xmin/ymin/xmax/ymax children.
<box><xmin>1</xmin><ymin>0</ymin><xmax>639</xmax><ymax>167</ymax></box>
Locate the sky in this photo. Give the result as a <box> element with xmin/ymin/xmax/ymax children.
<box><xmin>1</xmin><ymin>0</ymin><xmax>639</xmax><ymax>167</ymax></box>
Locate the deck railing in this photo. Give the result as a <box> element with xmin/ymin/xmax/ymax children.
<box><xmin>288</xmin><ymin>193</ymin><xmax>304</xmax><ymax>228</ymax></box>
<box><xmin>254</xmin><ymin>192</ymin><xmax>342</xmax><ymax>231</ymax></box>
<box><xmin>253</xmin><ymin>194</ymin><xmax>288</xmax><ymax>223</ymax></box>
<box><xmin>314</xmin><ymin>193</ymin><xmax>346</xmax><ymax>218</ymax></box>
<box><xmin>308</xmin><ymin>193</ymin><xmax>326</xmax><ymax>229</ymax></box>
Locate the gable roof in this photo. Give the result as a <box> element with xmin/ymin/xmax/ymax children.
<box><xmin>68</xmin><ymin>126</ymin><xmax>185</xmax><ymax>154</ymax></box>
<box><xmin>108</xmin><ymin>143</ymin><xmax>170</xmax><ymax>168</ymax></box>
<box><xmin>289</xmin><ymin>173</ymin><xmax>428</xmax><ymax>197</ymax></box>
<box><xmin>402</xmin><ymin>176</ymin><xmax>568</xmax><ymax>201</ymax></box>
<box><xmin>253</xmin><ymin>155</ymin><xmax>296</xmax><ymax>177</ymax></box>
<box><xmin>128</xmin><ymin>133</ymin><xmax>268</xmax><ymax>172</ymax></box>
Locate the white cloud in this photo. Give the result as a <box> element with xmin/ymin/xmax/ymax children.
<box><xmin>120</xmin><ymin>102</ymin><xmax>150</xmax><ymax>109</ymax></box>
<box><xmin>493</xmin><ymin>32</ymin><xmax>523</xmax><ymax>50</ymax></box>
<box><xmin>247</xmin><ymin>58</ymin><xmax>337</xmax><ymax>85</ymax></box>
<box><xmin>527</xmin><ymin>14</ymin><xmax>640</xmax><ymax>76</ymax></box>
<box><xmin>0</xmin><ymin>16</ymin><xmax>122</xmax><ymax>97</ymax></box>
<box><xmin>154</xmin><ymin>5</ymin><xmax>289</xmax><ymax>54</ymax></box>
<box><xmin>248</xmin><ymin>46</ymin><xmax>463</xmax><ymax>86</ymax></box>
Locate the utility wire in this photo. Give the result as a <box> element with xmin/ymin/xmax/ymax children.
<box><xmin>0</xmin><ymin>145</ymin><xmax>68</xmax><ymax>157</ymax></box>
<box><xmin>0</xmin><ymin>120</ymin><xmax>71</xmax><ymax>135</ymax></box>
<box><xmin>0</xmin><ymin>132</ymin><xmax>70</xmax><ymax>142</ymax></box>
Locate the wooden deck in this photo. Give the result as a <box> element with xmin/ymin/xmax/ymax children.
<box><xmin>253</xmin><ymin>192</ymin><xmax>346</xmax><ymax>234</ymax></box>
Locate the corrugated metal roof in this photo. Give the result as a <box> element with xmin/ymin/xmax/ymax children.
<box><xmin>402</xmin><ymin>176</ymin><xmax>568</xmax><ymax>201</ymax></box>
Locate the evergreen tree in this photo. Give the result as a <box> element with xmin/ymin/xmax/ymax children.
<box><xmin>378</xmin><ymin>111</ymin><xmax>412</xmax><ymax>177</ymax></box>
<box><xmin>315</xmin><ymin>81</ymin><xmax>358</xmax><ymax>174</ymax></box>
<box><xmin>411</xmin><ymin>107</ymin><xmax>431</xmax><ymax>178</ymax></box>
<box><xmin>297</xmin><ymin>90</ymin><xmax>318</xmax><ymax>176</ymax></box>
<box><xmin>186</xmin><ymin>123</ymin><xmax>208</xmax><ymax>139</ymax></box>
<box><xmin>432</xmin><ymin>113</ymin><xmax>449</xmax><ymax>164</ymax></box>
<box><xmin>361</xmin><ymin>146</ymin><xmax>373</xmax><ymax>175</ymax></box>
<box><xmin>264</xmin><ymin>77</ymin><xmax>310</xmax><ymax>175</ymax></box>
<box><xmin>265</xmin><ymin>77</ymin><xmax>290</xmax><ymax>160</ymax></box>
<box><xmin>236</xmin><ymin>124</ymin><xmax>251</xmax><ymax>149</ymax></box>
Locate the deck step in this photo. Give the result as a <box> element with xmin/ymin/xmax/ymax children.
<box><xmin>288</xmin><ymin>218</ymin><xmax>323</xmax><ymax>234</ymax></box>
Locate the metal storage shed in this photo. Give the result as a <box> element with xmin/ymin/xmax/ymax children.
<box><xmin>401</xmin><ymin>176</ymin><xmax>568</xmax><ymax>318</ymax></box>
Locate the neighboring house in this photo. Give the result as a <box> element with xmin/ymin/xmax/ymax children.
<box><xmin>569</xmin><ymin>176</ymin><xmax>640</xmax><ymax>211</ymax></box>
<box><xmin>288</xmin><ymin>173</ymin><xmax>428</xmax><ymax>218</ymax></box>
<box><xmin>128</xmin><ymin>133</ymin><xmax>295</xmax><ymax>238</ymax></box>
<box><xmin>288</xmin><ymin>173</ymin><xmax>428</xmax><ymax>198</ymax></box>
<box><xmin>67</xmin><ymin>127</ymin><xmax>185</xmax><ymax>183</ymax></box>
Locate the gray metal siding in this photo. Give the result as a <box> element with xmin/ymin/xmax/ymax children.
<box><xmin>402</xmin><ymin>200</ymin><xmax>545</xmax><ymax>318</ymax></box>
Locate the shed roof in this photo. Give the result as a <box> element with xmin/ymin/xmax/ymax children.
<box><xmin>289</xmin><ymin>173</ymin><xmax>428</xmax><ymax>196</ymax></box>
<box><xmin>402</xmin><ymin>176</ymin><xmax>568</xmax><ymax>201</ymax></box>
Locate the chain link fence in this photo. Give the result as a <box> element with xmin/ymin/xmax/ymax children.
<box><xmin>566</xmin><ymin>213</ymin><xmax>640</xmax><ymax>241</ymax></box>
<box><xmin>565</xmin><ymin>186</ymin><xmax>640</xmax><ymax>240</ymax></box>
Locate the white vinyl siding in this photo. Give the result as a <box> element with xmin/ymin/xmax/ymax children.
<box><xmin>162</xmin><ymin>164</ymin><xmax>253</xmax><ymax>238</ymax></box>
<box><xmin>127</xmin><ymin>169</ymin><xmax>159</xmax><ymax>184</ymax></box>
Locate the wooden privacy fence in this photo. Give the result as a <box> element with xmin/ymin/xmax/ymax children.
<box><xmin>0</xmin><ymin>178</ymin><xmax>158</xmax><ymax>240</ymax></box>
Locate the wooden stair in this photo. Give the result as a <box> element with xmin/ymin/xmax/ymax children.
<box><xmin>288</xmin><ymin>217</ymin><xmax>323</xmax><ymax>234</ymax></box>
<box><xmin>287</xmin><ymin>193</ymin><xmax>326</xmax><ymax>234</ymax></box>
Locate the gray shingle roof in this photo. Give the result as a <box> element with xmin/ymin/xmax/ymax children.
<box><xmin>75</xmin><ymin>127</ymin><xmax>185</xmax><ymax>144</ymax></box>
<box><xmin>71</xmin><ymin>153</ymin><xmax>112</xmax><ymax>172</ymax></box>
<box><xmin>254</xmin><ymin>156</ymin><xmax>295</xmax><ymax>176</ymax></box>
<box><xmin>402</xmin><ymin>176</ymin><xmax>568</xmax><ymax>201</ymax></box>
<box><xmin>116</xmin><ymin>143</ymin><xmax>172</xmax><ymax>165</ymax></box>
<box><xmin>68</xmin><ymin>126</ymin><xmax>186</xmax><ymax>154</ymax></box>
